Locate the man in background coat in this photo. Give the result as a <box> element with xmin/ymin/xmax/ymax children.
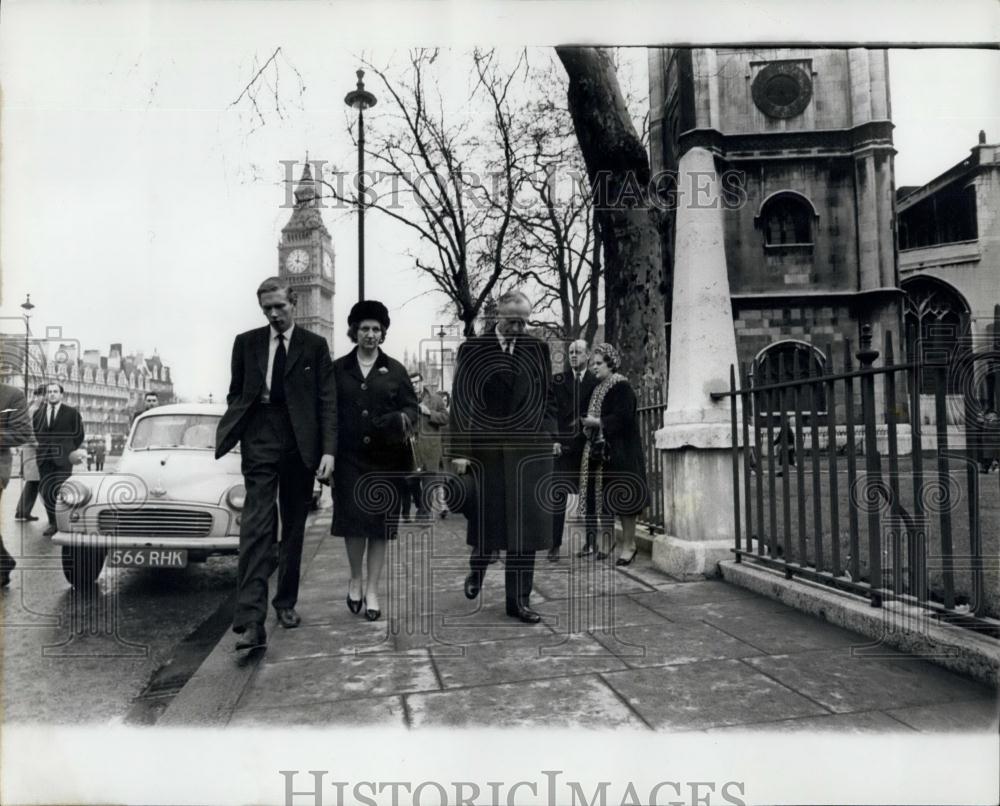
<box><xmin>15</xmin><ymin>384</ymin><xmax>45</xmax><ymax>521</ymax></box>
<box><xmin>1</xmin><ymin>382</ymin><xmax>37</xmax><ymax>586</ymax></box>
<box><xmin>448</xmin><ymin>290</ymin><xmax>560</xmax><ymax>623</ymax></box>
<box><xmin>216</xmin><ymin>276</ymin><xmax>337</xmax><ymax>651</ymax></box>
<box><xmin>33</xmin><ymin>382</ymin><xmax>85</xmax><ymax>538</ymax></box>
<box><xmin>550</xmin><ymin>339</ymin><xmax>599</xmax><ymax>560</ymax></box>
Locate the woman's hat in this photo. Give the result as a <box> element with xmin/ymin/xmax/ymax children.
<box><xmin>348</xmin><ymin>300</ymin><xmax>391</xmax><ymax>329</ymax></box>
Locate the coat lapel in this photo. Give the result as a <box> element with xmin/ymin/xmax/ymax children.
<box><xmin>283</xmin><ymin>326</ymin><xmax>304</xmax><ymax>375</ymax></box>
<box><xmin>255</xmin><ymin>326</ymin><xmax>269</xmax><ymax>379</ymax></box>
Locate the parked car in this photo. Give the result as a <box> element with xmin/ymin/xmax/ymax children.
<box><xmin>52</xmin><ymin>403</ymin><xmax>244</xmax><ymax>587</ymax></box>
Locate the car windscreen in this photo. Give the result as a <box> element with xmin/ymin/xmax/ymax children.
<box><xmin>130</xmin><ymin>414</ymin><xmax>220</xmax><ymax>450</ymax></box>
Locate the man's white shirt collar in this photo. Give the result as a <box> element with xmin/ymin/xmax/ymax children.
<box><xmin>270</xmin><ymin>324</ymin><xmax>294</xmax><ymax>342</ymax></box>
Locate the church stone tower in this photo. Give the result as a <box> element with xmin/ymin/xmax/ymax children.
<box><xmin>278</xmin><ymin>162</ymin><xmax>336</xmax><ymax>352</ymax></box>
<box><xmin>649</xmin><ymin>49</ymin><xmax>902</xmax><ymax>380</ymax></box>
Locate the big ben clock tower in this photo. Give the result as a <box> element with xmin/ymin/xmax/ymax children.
<box><xmin>278</xmin><ymin>161</ymin><xmax>336</xmax><ymax>352</ymax></box>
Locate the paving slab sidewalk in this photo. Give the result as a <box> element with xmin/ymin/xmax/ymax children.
<box><xmin>161</xmin><ymin>515</ymin><xmax>999</xmax><ymax>732</ymax></box>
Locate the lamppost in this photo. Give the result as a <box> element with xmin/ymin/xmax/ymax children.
<box><xmin>19</xmin><ymin>294</ymin><xmax>35</xmax><ymax>479</ymax></box>
<box><xmin>20</xmin><ymin>294</ymin><xmax>34</xmax><ymax>400</ymax></box>
<box><xmin>437</xmin><ymin>325</ymin><xmax>447</xmax><ymax>390</ymax></box>
<box><xmin>344</xmin><ymin>69</ymin><xmax>377</xmax><ymax>302</ymax></box>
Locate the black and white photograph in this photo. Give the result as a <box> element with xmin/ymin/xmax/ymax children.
<box><xmin>0</xmin><ymin>1</ymin><xmax>998</xmax><ymax>804</ymax></box>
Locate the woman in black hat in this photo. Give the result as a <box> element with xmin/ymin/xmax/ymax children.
<box><xmin>332</xmin><ymin>300</ymin><xmax>419</xmax><ymax>620</ymax></box>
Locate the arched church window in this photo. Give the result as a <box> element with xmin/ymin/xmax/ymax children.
<box><xmin>902</xmin><ymin>276</ymin><xmax>971</xmax><ymax>395</ymax></box>
<box><xmin>750</xmin><ymin>340</ymin><xmax>827</xmax><ymax>423</ymax></box>
<box><xmin>760</xmin><ymin>193</ymin><xmax>814</xmax><ymax>246</ymax></box>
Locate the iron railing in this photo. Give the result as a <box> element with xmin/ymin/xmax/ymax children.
<box><xmin>714</xmin><ymin>322</ymin><xmax>999</xmax><ymax>637</ymax></box>
<box><xmin>637</xmin><ymin>386</ymin><xmax>667</xmax><ymax>534</ymax></box>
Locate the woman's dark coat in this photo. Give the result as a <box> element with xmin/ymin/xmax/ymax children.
<box><xmin>331</xmin><ymin>347</ymin><xmax>419</xmax><ymax>539</ymax></box>
<box><xmin>587</xmin><ymin>379</ymin><xmax>649</xmax><ymax>517</ymax></box>
<box><xmin>447</xmin><ymin>333</ymin><xmax>558</xmax><ymax>553</ymax></box>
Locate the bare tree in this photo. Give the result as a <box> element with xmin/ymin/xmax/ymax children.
<box><xmin>556</xmin><ymin>46</ymin><xmax>667</xmax><ymax>389</ymax></box>
<box><xmin>346</xmin><ymin>49</ymin><xmax>531</xmax><ymax>337</ymax></box>
<box><xmin>505</xmin><ymin>56</ymin><xmax>603</xmax><ymax>345</ymax></box>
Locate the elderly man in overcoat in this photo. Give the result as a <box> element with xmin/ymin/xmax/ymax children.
<box><xmin>448</xmin><ymin>290</ymin><xmax>560</xmax><ymax>623</ymax></box>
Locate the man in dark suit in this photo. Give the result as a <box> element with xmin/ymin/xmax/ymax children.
<box><xmin>550</xmin><ymin>338</ymin><xmax>599</xmax><ymax>560</ymax></box>
<box><xmin>1</xmin><ymin>382</ymin><xmax>37</xmax><ymax>586</ymax></box>
<box><xmin>130</xmin><ymin>391</ymin><xmax>160</xmax><ymax>427</ymax></box>
<box><xmin>216</xmin><ymin>276</ymin><xmax>337</xmax><ymax>651</ymax></box>
<box><xmin>33</xmin><ymin>382</ymin><xmax>85</xmax><ymax>538</ymax></box>
<box><xmin>449</xmin><ymin>290</ymin><xmax>560</xmax><ymax>623</ymax></box>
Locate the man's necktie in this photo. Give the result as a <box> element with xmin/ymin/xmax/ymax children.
<box><xmin>271</xmin><ymin>333</ymin><xmax>287</xmax><ymax>404</ymax></box>
<box><xmin>48</xmin><ymin>405</ymin><xmax>55</xmax><ymax>428</ymax></box>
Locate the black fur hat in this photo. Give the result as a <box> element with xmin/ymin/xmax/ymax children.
<box><xmin>348</xmin><ymin>299</ymin><xmax>391</xmax><ymax>330</ymax></box>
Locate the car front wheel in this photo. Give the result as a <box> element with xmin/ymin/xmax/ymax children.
<box><xmin>61</xmin><ymin>545</ymin><xmax>108</xmax><ymax>587</ymax></box>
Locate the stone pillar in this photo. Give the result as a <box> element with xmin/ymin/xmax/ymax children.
<box><xmin>653</xmin><ymin>146</ymin><xmax>741</xmax><ymax>580</ymax></box>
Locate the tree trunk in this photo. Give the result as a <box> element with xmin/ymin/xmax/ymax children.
<box><xmin>556</xmin><ymin>47</ymin><xmax>667</xmax><ymax>392</ymax></box>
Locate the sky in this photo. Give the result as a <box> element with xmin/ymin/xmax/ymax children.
<box><xmin>1</xmin><ymin>3</ymin><xmax>998</xmax><ymax>402</ymax></box>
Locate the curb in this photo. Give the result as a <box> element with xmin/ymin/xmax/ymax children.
<box><xmin>158</xmin><ymin>516</ymin><xmax>328</xmax><ymax>727</ymax></box>
<box><xmin>719</xmin><ymin>559</ymin><xmax>1000</xmax><ymax>688</ymax></box>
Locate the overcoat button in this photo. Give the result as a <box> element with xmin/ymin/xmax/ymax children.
<box><xmin>363</xmin><ymin>436</ymin><xmax>371</xmax><ymax>445</ymax></box>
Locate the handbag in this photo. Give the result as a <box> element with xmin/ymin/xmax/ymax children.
<box><xmin>588</xmin><ymin>435</ymin><xmax>609</xmax><ymax>465</ymax></box>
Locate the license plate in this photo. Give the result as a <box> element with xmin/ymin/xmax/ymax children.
<box><xmin>108</xmin><ymin>548</ymin><xmax>188</xmax><ymax>568</ymax></box>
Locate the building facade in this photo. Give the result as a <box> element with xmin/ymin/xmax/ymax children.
<box><xmin>649</xmin><ymin>48</ymin><xmax>903</xmax><ymax>394</ymax></box>
<box><xmin>0</xmin><ymin>335</ymin><xmax>174</xmax><ymax>451</ymax></box>
<box><xmin>278</xmin><ymin>162</ymin><xmax>336</xmax><ymax>352</ymax></box>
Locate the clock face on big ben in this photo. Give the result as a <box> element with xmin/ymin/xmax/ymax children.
<box><xmin>285</xmin><ymin>248</ymin><xmax>311</xmax><ymax>274</ymax></box>
<box><xmin>322</xmin><ymin>250</ymin><xmax>333</xmax><ymax>279</ymax></box>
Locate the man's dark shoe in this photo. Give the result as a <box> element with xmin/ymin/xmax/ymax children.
<box><xmin>235</xmin><ymin>623</ymin><xmax>267</xmax><ymax>651</ymax></box>
<box><xmin>276</xmin><ymin>608</ymin><xmax>301</xmax><ymax>629</ymax></box>
<box><xmin>506</xmin><ymin>603</ymin><xmax>542</xmax><ymax>624</ymax></box>
<box><xmin>0</xmin><ymin>557</ymin><xmax>15</xmax><ymax>588</ymax></box>
<box><xmin>547</xmin><ymin>547</ymin><xmax>560</xmax><ymax>562</ymax></box>
<box><xmin>42</xmin><ymin>524</ymin><xmax>57</xmax><ymax>537</ymax></box>
<box><xmin>576</xmin><ymin>545</ymin><xmax>596</xmax><ymax>558</ymax></box>
<box><xmin>463</xmin><ymin>572</ymin><xmax>482</xmax><ymax>600</ymax></box>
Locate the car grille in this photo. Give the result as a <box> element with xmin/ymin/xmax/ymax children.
<box><xmin>97</xmin><ymin>508</ymin><xmax>214</xmax><ymax>538</ymax></box>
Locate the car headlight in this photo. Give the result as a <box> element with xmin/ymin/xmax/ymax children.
<box><xmin>58</xmin><ymin>481</ymin><xmax>92</xmax><ymax>507</ymax></box>
<box><xmin>225</xmin><ymin>484</ymin><xmax>246</xmax><ymax>510</ymax></box>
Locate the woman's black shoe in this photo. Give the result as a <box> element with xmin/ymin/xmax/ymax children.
<box><xmin>364</xmin><ymin>599</ymin><xmax>381</xmax><ymax>621</ymax></box>
<box><xmin>615</xmin><ymin>549</ymin><xmax>638</xmax><ymax>567</ymax></box>
<box><xmin>595</xmin><ymin>550</ymin><xmax>611</xmax><ymax>561</ymax></box>
<box><xmin>346</xmin><ymin>594</ymin><xmax>363</xmax><ymax>615</ymax></box>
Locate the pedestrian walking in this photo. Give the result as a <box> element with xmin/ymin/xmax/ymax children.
<box><xmin>216</xmin><ymin>276</ymin><xmax>337</xmax><ymax>652</ymax></box>
<box><xmin>332</xmin><ymin>300</ymin><xmax>419</xmax><ymax>622</ymax></box>
<box><xmin>33</xmin><ymin>382</ymin><xmax>85</xmax><ymax>538</ymax></box>
<box><xmin>411</xmin><ymin>374</ymin><xmax>449</xmax><ymax>519</ymax></box>
<box><xmin>94</xmin><ymin>439</ymin><xmax>106</xmax><ymax>472</ymax></box>
<box><xmin>551</xmin><ymin>338</ymin><xmax>598</xmax><ymax>561</ymax></box>
<box><xmin>577</xmin><ymin>343</ymin><xmax>649</xmax><ymax>566</ymax></box>
<box><xmin>1</xmin><ymin>382</ymin><xmax>37</xmax><ymax>586</ymax></box>
<box><xmin>449</xmin><ymin>290</ymin><xmax>559</xmax><ymax>624</ymax></box>
<box><xmin>14</xmin><ymin>385</ymin><xmax>45</xmax><ymax>522</ymax></box>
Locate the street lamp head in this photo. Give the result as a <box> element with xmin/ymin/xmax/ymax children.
<box><xmin>437</xmin><ymin>325</ymin><xmax>447</xmax><ymax>339</ymax></box>
<box><xmin>345</xmin><ymin>69</ymin><xmax>377</xmax><ymax>111</ymax></box>
<box><xmin>20</xmin><ymin>294</ymin><xmax>34</xmax><ymax>315</ymax></box>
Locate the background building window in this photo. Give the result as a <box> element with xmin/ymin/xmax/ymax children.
<box><xmin>760</xmin><ymin>193</ymin><xmax>814</xmax><ymax>246</ymax></box>
<box><xmin>750</xmin><ymin>340</ymin><xmax>827</xmax><ymax>422</ymax></box>
<box><xmin>902</xmin><ymin>276</ymin><xmax>972</xmax><ymax>395</ymax></box>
